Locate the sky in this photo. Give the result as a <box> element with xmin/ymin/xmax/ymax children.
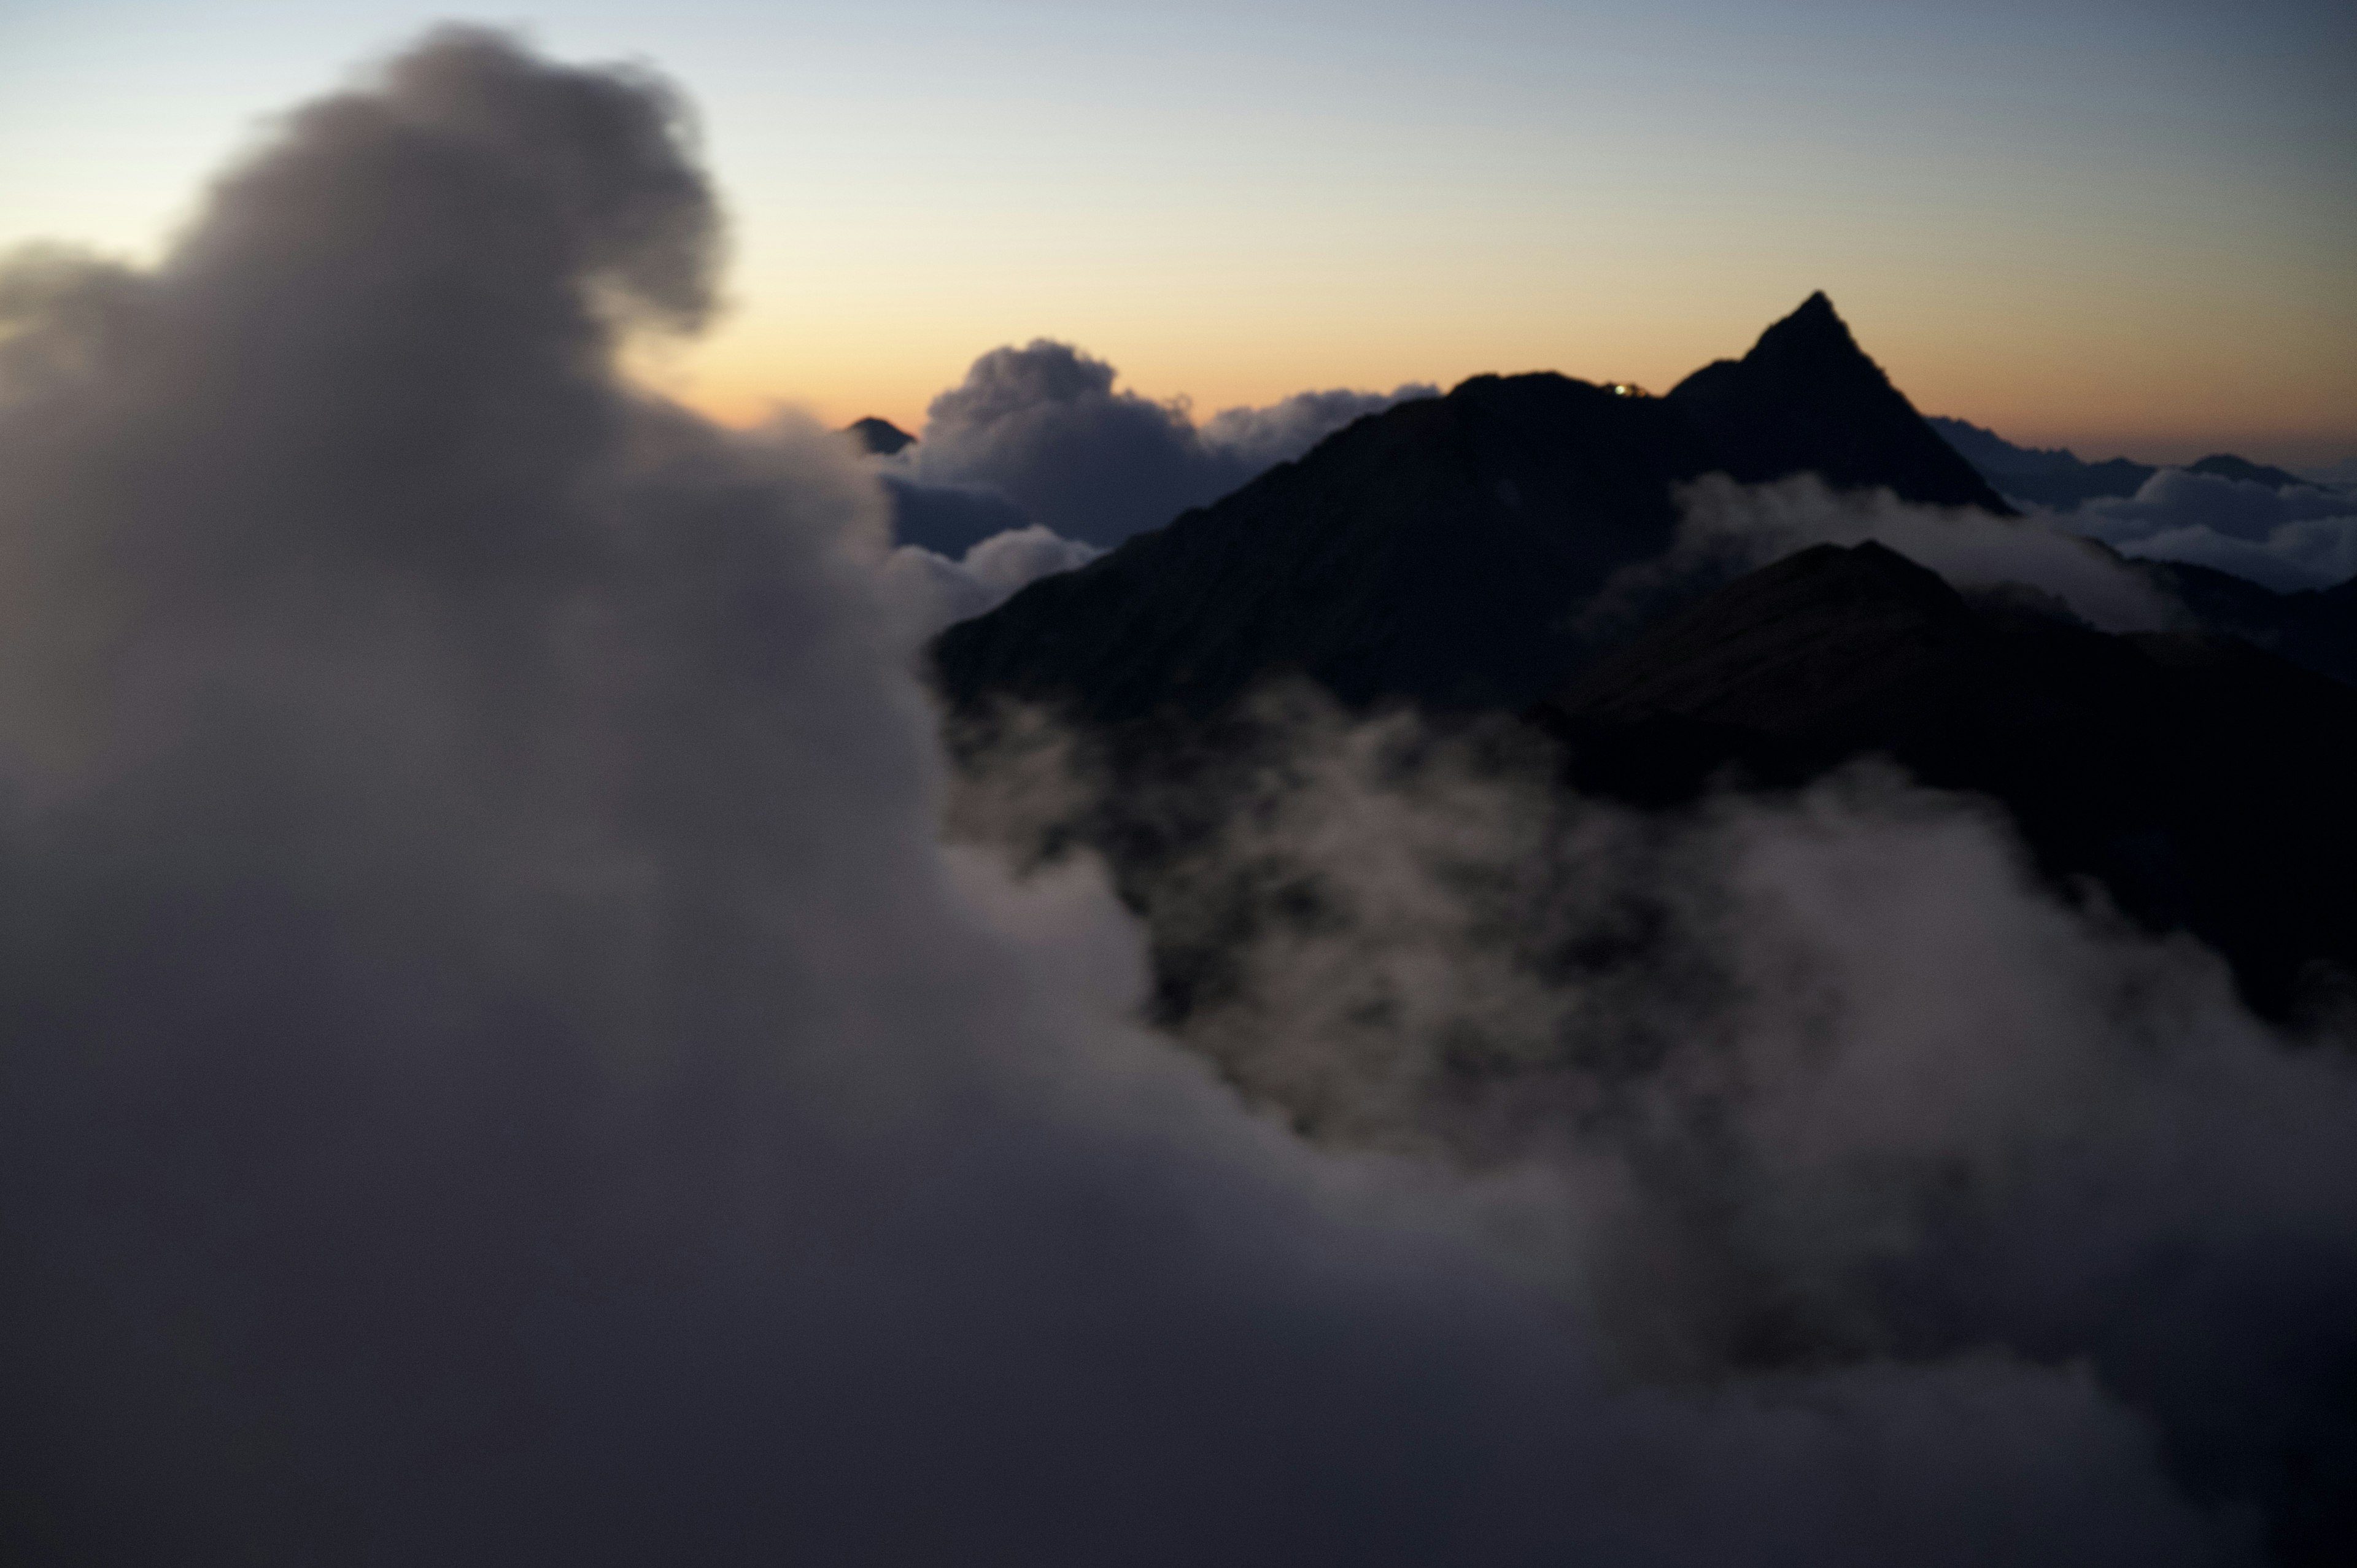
<box><xmin>2</xmin><ymin>0</ymin><xmax>2352</xmax><ymax>465</ymax></box>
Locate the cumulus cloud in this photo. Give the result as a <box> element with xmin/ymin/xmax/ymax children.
<box><xmin>0</xmin><ymin>26</ymin><xmax>2345</xmax><ymax>1567</ymax></box>
<box><xmin>2055</xmin><ymin>468</ymin><xmax>2357</xmax><ymax>593</ymax></box>
<box><xmin>864</xmin><ymin>347</ymin><xmax>1425</xmax><ymax>614</ymax></box>
<box><xmin>891</xmin><ymin>338</ymin><xmax>1431</xmax><ymax>547</ymax></box>
<box><xmin>1587</xmin><ymin>473</ymin><xmax>2180</xmax><ymax>636</ymax></box>
<box><xmin>878</xmin><ymin>522</ymin><xmax>1100</xmax><ymax>640</ymax></box>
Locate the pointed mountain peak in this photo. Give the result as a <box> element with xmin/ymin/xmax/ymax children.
<box><xmin>844</xmin><ymin>416</ymin><xmax>915</xmax><ymax>457</ymax></box>
<box><xmin>1668</xmin><ymin>294</ymin><xmax>2014</xmax><ymax>514</ymax></box>
<box><xmin>1749</xmin><ymin>291</ymin><xmax>1867</xmax><ymax>366</ymax></box>
<box><xmin>1790</xmin><ymin>289</ymin><xmax>1840</xmax><ymax>323</ymax></box>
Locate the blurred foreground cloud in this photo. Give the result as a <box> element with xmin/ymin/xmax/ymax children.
<box><xmin>0</xmin><ymin>26</ymin><xmax>2350</xmax><ymax>1567</ymax></box>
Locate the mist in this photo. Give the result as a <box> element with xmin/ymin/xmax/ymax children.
<box><xmin>952</xmin><ymin>688</ymin><xmax>2357</xmax><ymax>1561</ymax></box>
<box><xmin>2</xmin><ymin>26</ymin><xmax>2350</xmax><ymax>1567</ymax></box>
<box><xmin>1625</xmin><ymin>473</ymin><xmax>2182</xmax><ymax>632</ymax></box>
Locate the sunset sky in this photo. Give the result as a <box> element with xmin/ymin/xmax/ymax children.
<box><xmin>4</xmin><ymin>0</ymin><xmax>2351</xmax><ymax>466</ymax></box>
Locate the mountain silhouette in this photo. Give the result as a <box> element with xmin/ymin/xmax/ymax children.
<box><xmin>1533</xmin><ymin>541</ymin><xmax>2357</xmax><ymax>1016</ymax></box>
<box><xmin>1670</xmin><ymin>294</ymin><xmax>2013</xmax><ymax>514</ymax></box>
<box><xmin>936</xmin><ymin>374</ymin><xmax>1708</xmax><ymax>721</ymax></box>
<box><xmin>1927</xmin><ymin>417</ymin><xmax>2329</xmax><ymax>509</ymax></box>
<box><xmin>2188</xmin><ymin>452</ymin><xmax>2313</xmax><ymax>490</ymax></box>
<box><xmin>844</xmin><ymin>415</ymin><xmax>915</xmax><ymax>455</ymax></box>
<box><xmin>936</xmin><ymin>294</ymin><xmax>2007</xmax><ymax>724</ymax></box>
<box><xmin>1925</xmin><ymin>416</ymin><xmax>2155</xmax><ymax>508</ymax></box>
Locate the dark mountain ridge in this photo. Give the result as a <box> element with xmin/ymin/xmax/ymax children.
<box><xmin>1531</xmin><ymin>541</ymin><xmax>2357</xmax><ymax>1017</ymax></box>
<box><xmin>1925</xmin><ymin>415</ymin><xmax>2158</xmax><ymax>509</ymax></box>
<box><xmin>937</xmin><ymin>373</ymin><xmax>1711</xmax><ymax>722</ymax></box>
<box><xmin>937</xmin><ymin>293</ymin><xmax>2008</xmax><ymax>725</ymax></box>
<box><xmin>935</xmin><ymin>294</ymin><xmax>2357</xmax><ymax>1026</ymax></box>
<box><xmin>1927</xmin><ymin>416</ymin><xmax>2336</xmax><ymax>510</ymax></box>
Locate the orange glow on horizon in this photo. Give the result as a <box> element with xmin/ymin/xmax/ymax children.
<box><xmin>644</xmin><ymin>283</ymin><xmax>2357</xmax><ymax>473</ymax></box>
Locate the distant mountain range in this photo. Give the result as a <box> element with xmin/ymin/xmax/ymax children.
<box><xmin>1923</xmin><ymin>417</ymin><xmax>2158</xmax><ymax>509</ymax></box>
<box><xmin>932</xmin><ymin>292</ymin><xmax>2357</xmax><ymax>1024</ymax></box>
<box><xmin>1926</xmin><ymin>415</ymin><xmax>2323</xmax><ymax>509</ymax></box>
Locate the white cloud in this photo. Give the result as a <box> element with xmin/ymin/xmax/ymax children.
<box><xmin>879</xmin><ymin>523</ymin><xmax>1100</xmax><ymax>640</ymax></box>
<box><xmin>2056</xmin><ymin>469</ymin><xmax>2357</xmax><ymax>593</ymax></box>
<box><xmin>889</xmin><ymin>338</ymin><xmax>1430</xmax><ymax>547</ymax></box>
<box><xmin>1590</xmin><ymin>473</ymin><xmax>2179</xmax><ymax>634</ymax></box>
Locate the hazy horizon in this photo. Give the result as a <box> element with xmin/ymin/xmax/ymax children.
<box><xmin>3</xmin><ymin>0</ymin><xmax>2351</xmax><ymax>468</ymax></box>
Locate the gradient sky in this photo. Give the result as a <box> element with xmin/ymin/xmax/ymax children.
<box><xmin>4</xmin><ymin>0</ymin><xmax>2352</xmax><ymax>465</ymax></box>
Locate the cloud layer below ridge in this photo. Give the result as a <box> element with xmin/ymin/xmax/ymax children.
<box><xmin>2057</xmin><ymin>467</ymin><xmax>2357</xmax><ymax>593</ymax></box>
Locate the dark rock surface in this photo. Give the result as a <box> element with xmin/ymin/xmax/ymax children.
<box><xmin>1534</xmin><ymin>542</ymin><xmax>2357</xmax><ymax>1017</ymax></box>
